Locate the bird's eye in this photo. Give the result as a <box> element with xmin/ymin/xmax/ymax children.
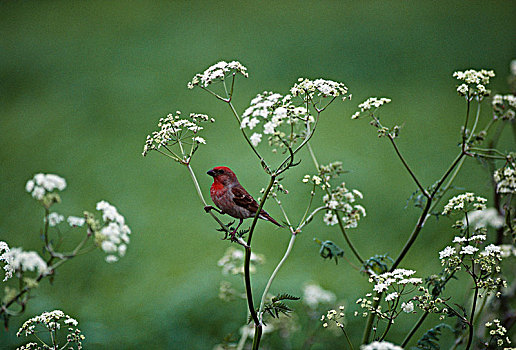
<box><xmin>217</xmin><ymin>169</ymin><xmax>224</xmax><ymax>174</ymax></box>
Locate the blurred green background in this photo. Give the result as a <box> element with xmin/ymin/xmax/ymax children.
<box><xmin>1</xmin><ymin>1</ymin><xmax>515</xmax><ymax>349</ymax></box>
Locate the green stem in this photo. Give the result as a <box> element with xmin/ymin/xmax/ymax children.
<box><xmin>246</xmin><ymin>176</ymin><xmax>276</xmax><ymax>349</ymax></box>
<box><xmin>258</xmin><ymin>233</ymin><xmax>297</xmax><ymax>320</ymax></box>
<box><xmin>227</xmin><ymin>100</ymin><xmax>267</xmax><ymax>167</ymax></box>
<box><xmin>342</xmin><ymin>327</ymin><xmax>355</xmax><ymax>350</ymax></box>
<box><xmin>333</xmin><ymin>209</ymin><xmax>364</xmax><ymax>264</ymax></box>
<box><xmin>465</xmin><ymin>272</ymin><xmax>479</xmax><ymax>350</ymax></box>
<box><xmin>362</xmin><ymin>294</ymin><xmax>381</xmax><ymax>344</ymax></box>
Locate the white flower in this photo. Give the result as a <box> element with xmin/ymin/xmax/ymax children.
<box><xmin>498</xmin><ymin>244</ymin><xmax>516</xmax><ymax>258</ymax></box>
<box><xmin>323</xmin><ymin>212</ymin><xmax>338</xmax><ymax>226</ymax></box>
<box><xmin>1</xmin><ymin>241</ymin><xmax>14</xmax><ymax>281</ymax></box>
<box><xmin>464</xmin><ymin>209</ymin><xmax>504</xmax><ymax>229</ymax></box>
<box><xmin>192</xmin><ymin>136</ymin><xmax>206</xmax><ymax>144</ymax></box>
<box><xmin>373</xmin><ymin>283</ymin><xmax>389</xmax><ymax>293</ymax></box>
<box><xmin>217</xmin><ymin>247</ymin><xmax>264</xmax><ymax>275</ymax></box>
<box><xmin>385</xmin><ymin>292</ymin><xmax>399</xmax><ymax>302</ymax></box>
<box><xmin>482</xmin><ymin>244</ymin><xmax>502</xmax><ymax>256</ymax></box>
<box><xmin>302</xmin><ymin>282</ymin><xmax>336</xmax><ymax>309</ymax></box>
<box><xmin>250</xmin><ymin>132</ymin><xmax>262</xmax><ymax>147</ymax></box>
<box><xmin>460</xmin><ymin>245</ymin><xmax>479</xmax><ymax>255</ymax></box>
<box><xmin>291</xmin><ymin>78</ymin><xmax>349</xmax><ymax>99</ymax></box>
<box><xmin>67</xmin><ymin>216</ymin><xmax>85</xmax><ymax>227</ymax></box>
<box><xmin>453</xmin><ymin>69</ymin><xmax>495</xmax><ymax>97</ymax></box>
<box><xmin>4</xmin><ymin>247</ymin><xmax>48</xmax><ymax>275</ymax></box>
<box><xmin>439</xmin><ymin>246</ymin><xmax>456</xmax><ymax>259</ymax></box>
<box><xmin>46</xmin><ymin>212</ymin><xmax>64</xmax><ymax>227</ymax></box>
<box><xmin>17</xmin><ymin>310</ymin><xmax>82</xmax><ymax>343</ymax></box>
<box><xmin>442</xmin><ymin>193</ymin><xmax>487</xmax><ymax>215</ymax></box>
<box><xmin>494</xmin><ymin>162</ymin><xmax>516</xmax><ymax>194</ymax></box>
<box><xmin>401</xmin><ymin>301</ymin><xmax>414</xmax><ymax>313</ymax></box>
<box><xmin>105</xmin><ymin>255</ymin><xmax>119</xmax><ymax>263</ymax></box>
<box><xmin>142</xmin><ymin>112</ymin><xmax>212</xmax><ymax>157</ymax></box>
<box><xmin>188</xmin><ymin>60</ymin><xmax>248</xmax><ymax>89</ymax></box>
<box><xmin>26</xmin><ymin>173</ymin><xmax>66</xmax><ymax>200</ymax></box>
<box><xmin>361</xmin><ymin>341</ymin><xmax>404</xmax><ymax>350</ymax></box>
<box><xmin>453</xmin><ymin>236</ymin><xmax>468</xmax><ymax>243</ymax></box>
<box><xmin>95</xmin><ymin>201</ymin><xmax>131</xmax><ymax>262</ymax></box>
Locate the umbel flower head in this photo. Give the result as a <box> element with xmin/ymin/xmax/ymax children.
<box><xmin>351</xmin><ymin>97</ymin><xmax>391</xmax><ymax>119</ymax></box>
<box><xmin>240</xmin><ymin>91</ymin><xmax>313</xmax><ymax>150</ymax></box>
<box><xmin>0</xmin><ymin>241</ymin><xmax>14</xmax><ymax>281</ymax></box>
<box><xmin>25</xmin><ymin>173</ymin><xmax>66</xmax><ymax>201</ymax></box>
<box><xmin>492</xmin><ymin>93</ymin><xmax>516</xmax><ymax>120</ymax></box>
<box><xmin>188</xmin><ymin>60</ymin><xmax>248</xmax><ymax>89</ymax></box>
<box><xmin>142</xmin><ymin>111</ymin><xmax>214</xmax><ymax>163</ymax></box>
<box><xmin>17</xmin><ymin>310</ymin><xmax>84</xmax><ymax>349</ymax></box>
<box><xmin>95</xmin><ymin>201</ymin><xmax>131</xmax><ymax>263</ymax></box>
<box><xmin>493</xmin><ymin>160</ymin><xmax>516</xmax><ymax>194</ymax></box>
<box><xmin>453</xmin><ymin>69</ymin><xmax>495</xmax><ymax>98</ymax></box>
<box><xmin>442</xmin><ymin>192</ymin><xmax>487</xmax><ymax>215</ymax></box>
<box><xmin>2</xmin><ymin>247</ymin><xmax>48</xmax><ymax>277</ymax></box>
<box><xmin>290</xmin><ymin>78</ymin><xmax>349</xmax><ymax>101</ymax></box>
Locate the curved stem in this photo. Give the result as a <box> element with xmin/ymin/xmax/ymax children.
<box><xmin>333</xmin><ymin>209</ymin><xmax>364</xmax><ymax>264</ymax></box>
<box><xmin>372</xmin><ymin>115</ymin><xmax>429</xmax><ymax>198</ymax></box>
<box><xmin>258</xmin><ymin>234</ymin><xmax>297</xmax><ymax>320</ymax></box>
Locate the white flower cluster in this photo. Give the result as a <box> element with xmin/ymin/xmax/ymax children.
<box><xmin>241</xmin><ymin>91</ymin><xmax>313</xmax><ymax>150</ymax></box>
<box><xmin>96</xmin><ymin>201</ymin><xmax>131</xmax><ymax>263</ymax></box>
<box><xmin>302</xmin><ymin>282</ymin><xmax>336</xmax><ymax>309</ymax></box>
<box><xmin>2</xmin><ymin>247</ymin><xmax>48</xmax><ymax>276</ymax></box>
<box><xmin>217</xmin><ymin>247</ymin><xmax>264</xmax><ymax>275</ymax></box>
<box><xmin>351</xmin><ymin>97</ymin><xmax>391</xmax><ymax>119</ymax></box>
<box><xmin>142</xmin><ymin>111</ymin><xmax>213</xmax><ymax>157</ymax></box>
<box><xmin>440</xmin><ymin>234</ymin><xmax>488</xmax><ymax>260</ymax></box>
<box><xmin>321</xmin><ymin>305</ymin><xmax>346</xmax><ymax>329</ymax></box>
<box><xmin>67</xmin><ymin>216</ymin><xmax>85</xmax><ymax>227</ymax></box>
<box><xmin>25</xmin><ymin>173</ymin><xmax>67</xmax><ymax>200</ymax></box>
<box><xmin>453</xmin><ymin>69</ymin><xmax>495</xmax><ymax>97</ymax></box>
<box><xmin>1</xmin><ymin>241</ymin><xmax>14</xmax><ymax>281</ymax></box>
<box><xmin>370</xmin><ymin>269</ymin><xmax>422</xmax><ymax>293</ymax></box>
<box><xmin>290</xmin><ymin>78</ymin><xmax>349</xmax><ymax>100</ymax></box>
<box><xmin>442</xmin><ymin>192</ymin><xmax>487</xmax><ymax>215</ymax></box>
<box><xmin>188</xmin><ymin>60</ymin><xmax>248</xmax><ymax>89</ymax></box>
<box><xmin>46</xmin><ymin>212</ymin><xmax>64</xmax><ymax>227</ymax></box>
<box><xmin>17</xmin><ymin>310</ymin><xmax>77</xmax><ymax>336</ymax></box>
<box><xmin>17</xmin><ymin>310</ymin><xmax>84</xmax><ymax>350</ymax></box>
<box><xmin>322</xmin><ymin>183</ymin><xmax>365</xmax><ymax>228</ymax></box>
<box><xmin>440</xmin><ymin>231</ymin><xmax>506</xmax><ymax>293</ymax></box>
<box><xmin>463</xmin><ymin>208</ymin><xmax>504</xmax><ymax>229</ymax></box>
<box><xmin>355</xmin><ymin>269</ymin><xmax>421</xmax><ymax>319</ymax></box>
<box><xmin>485</xmin><ymin>319</ymin><xmax>511</xmax><ymax>347</ymax></box>
<box><xmin>361</xmin><ymin>341</ymin><xmax>404</xmax><ymax>350</ymax></box>
<box><xmin>493</xmin><ymin>161</ymin><xmax>516</xmax><ymax>194</ymax></box>
<box><xmin>492</xmin><ymin>94</ymin><xmax>516</xmax><ymax>120</ymax></box>
<box><xmin>499</xmin><ymin>244</ymin><xmax>516</xmax><ymax>258</ymax></box>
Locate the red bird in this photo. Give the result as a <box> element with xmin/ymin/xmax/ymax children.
<box><xmin>206</xmin><ymin>166</ymin><xmax>282</xmax><ymax>239</ymax></box>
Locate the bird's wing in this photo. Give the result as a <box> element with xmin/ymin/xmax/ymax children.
<box><xmin>231</xmin><ymin>185</ymin><xmax>259</xmax><ymax>214</ymax></box>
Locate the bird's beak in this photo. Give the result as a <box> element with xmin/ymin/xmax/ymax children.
<box><xmin>207</xmin><ymin>169</ymin><xmax>215</xmax><ymax>177</ymax></box>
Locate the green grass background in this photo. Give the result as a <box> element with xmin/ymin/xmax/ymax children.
<box><xmin>1</xmin><ymin>1</ymin><xmax>515</xmax><ymax>348</ymax></box>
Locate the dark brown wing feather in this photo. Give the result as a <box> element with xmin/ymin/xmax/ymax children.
<box><xmin>231</xmin><ymin>185</ymin><xmax>259</xmax><ymax>214</ymax></box>
<box><xmin>231</xmin><ymin>185</ymin><xmax>282</xmax><ymax>227</ymax></box>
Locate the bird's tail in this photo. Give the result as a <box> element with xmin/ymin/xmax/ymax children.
<box><xmin>259</xmin><ymin>210</ymin><xmax>283</xmax><ymax>227</ymax></box>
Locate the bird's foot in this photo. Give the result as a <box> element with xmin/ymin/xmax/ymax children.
<box><xmin>204</xmin><ymin>205</ymin><xmax>225</xmax><ymax>215</ymax></box>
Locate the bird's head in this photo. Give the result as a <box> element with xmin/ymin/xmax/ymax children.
<box><xmin>207</xmin><ymin>166</ymin><xmax>238</xmax><ymax>185</ymax></box>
